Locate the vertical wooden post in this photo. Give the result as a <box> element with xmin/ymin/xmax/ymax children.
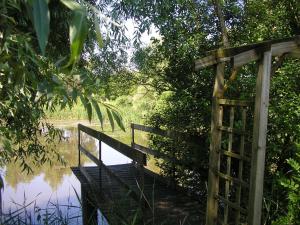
<box><xmin>99</xmin><ymin>135</ymin><xmax>102</xmax><ymax>189</ymax></box>
<box><xmin>248</xmin><ymin>50</ymin><xmax>272</xmax><ymax>225</ymax></box>
<box><xmin>131</xmin><ymin>123</ymin><xmax>135</xmax><ymax>147</ymax></box>
<box><xmin>206</xmin><ymin>62</ymin><xmax>225</xmax><ymax>225</ymax></box>
<box><xmin>235</xmin><ymin>107</ymin><xmax>247</xmax><ymax>224</ymax></box>
<box><xmin>224</xmin><ymin>107</ymin><xmax>234</xmax><ymax>223</ymax></box>
<box><xmin>78</xmin><ymin>125</ymin><xmax>81</xmax><ymax>166</ymax></box>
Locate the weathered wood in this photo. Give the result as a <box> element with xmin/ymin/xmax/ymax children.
<box><xmin>217</xmin><ymin>171</ymin><xmax>248</xmax><ymax>188</ymax></box>
<box><xmin>131</xmin><ymin>123</ymin><xmax>203</xmax><ymax>145</ymax></box>
<box><xmin>78</xmin><ymin>123</ymin><xmax>100</xmax><ymax>139</ymax></box>
<box><xmin>236</xmin><ymin>107</ymin><xmax>247</xmax><ymax>224</ymax></box>
<box><xmin>78</xmin><ymin>128</ymin><xmax>81</xmax><ymax>166</ymax></box>
<box><xmin>216</xmin><ymin>195</ymin><xmax>247</xmax><ymax>214</ymax></box>
<box><xmin>72</xmin><ymin>164</ymin><xmax>205</xmax><ymax>225</ymax></box>
<box><xmin>224</xmin><ymin>107</ymin><xmax>234</xmax><ymax>224</ymax></box>
<box><xmin>220</xmin><ymin>149</ymin><xmax>250</xmax><ymax>162</ymax></box>
<box><xmin>248</xmin><ymin>50</ymin><xmax>272</xmax><ymax>225</ymax></box>
<box><xmin>218</xmin><ymin>125</ymin><xmax>246</xmax><ymax>135</ymax></box>
<box><xmin>217</xmin><ymin>98</ymin><xmax>251</xmax><ymax>107</ymax></box>
<box><xmin>132</xmin><ymin>143</ymin><xmax>160</xmax><ymax>157</ymax></box>
<box><xmin>100</xmin><ymin>131</ymin><xmax>146</xmax><ymax>165</ymax></box>
<box><xmin>78</xmin><ymin>124</ymin><xmax>146</xmax><ymax>165</ymax></box>
<box><xmin>206</xmin><ymin>62</ymin><xmax>225</xmax><ymax>225</ymax></box>
<box><xmin>195</xmin><ymin>35</ymin><xmax>300</xmax><ymax>70</ymax></box>
<box><xmin>79</xmin><ymin>145</ymin><xmax>101</xmax><ymax>166</ymax></box>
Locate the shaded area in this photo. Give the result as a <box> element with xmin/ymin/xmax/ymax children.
<box><xmin>72</xmin><ymin>163</ymin><xmax>205</xmax><ymax>225</ymax></box>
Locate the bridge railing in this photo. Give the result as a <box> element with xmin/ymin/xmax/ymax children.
<box><xmin>131</xmin><ymin>123</ymin><xmax>203</xmax><ymax>164</ymax></box>
<box><xmin>78</xmin><ymin>123</ymin><xmax>146</xmax><ymax>166</ymax></box>
<box><xmin>77</xmin><ymin>123</ymin><xmax>147</xmax><ymax>202</ymax></box>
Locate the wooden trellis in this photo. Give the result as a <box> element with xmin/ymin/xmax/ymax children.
<box><xmin>195</xmin><ymin>35</ymin><xmax>300</xmax><ymax>225</ymax></box>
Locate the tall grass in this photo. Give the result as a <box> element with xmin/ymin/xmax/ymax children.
<box><xmin>1</xmin><ymin>192</ymin><xmax>82</xmax><ymax>225</ymax></box>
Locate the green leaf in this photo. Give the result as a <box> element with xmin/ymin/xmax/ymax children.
<box><xmin>112</xmin><ymin>110</ymin><xmax>125</xmax><ymax>131</ymax></box>
<box><xmin>94</xmin><ymin>15</ymin><xmax>104</xmax><ymax>48</ymax></box>
<box><xmin>106</xmin><ymin>108</ymin><xmax>114</xmax><ymax>131</ymax></box>
<box><xmin>31</xmin><ymin>0</ymin><xmax>50</xmax><ymax>55</ymax></box>
<box><xmin>80</xmin><ymin>95</ymin><xmax>92</xmax><ymax>122</ymax></box>
<box><xmin>60</xmin><ymin>0</ymin><xmax>88</xmax><ymax>66</ymax></box>
<box><xmin>60</xmin><ymin>0</ymin><xmax>82</xmax><ymax>10</ymax></box>
<box><xmin>91</xmin><ymin>99</ymin><xmax>103</xmax><ymax>129</ymax></box>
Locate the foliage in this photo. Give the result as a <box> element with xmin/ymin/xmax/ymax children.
<box><xmin>0</xmin><ymin>0</ymin><xmax>128</xmax><ymax>171</ymax></box>
<box><xmin>107</xmin><ymin>0</ymin><xmax>300</xmax><ymax>223</ymax></box>
<box><xmin>272</xmin><ymin>144</ymin><xmax>300</xmax><ymax>225</ymax></box>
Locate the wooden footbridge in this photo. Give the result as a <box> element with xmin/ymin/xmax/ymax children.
<box><xmin>72</xmin><ymin>124</ymin><xmax>206</xmax><ymax>225</ymax></box>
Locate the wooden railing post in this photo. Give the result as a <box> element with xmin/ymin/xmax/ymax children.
<box><xmin>206</xmin><ymin>62</ymin><xmax>225</xmax><ymax>225</ymax></box>
<box><xmin>99</xmin><ymin>134</ymin><xmax>102</xmax><ymax>189</ymax></box>
<box><xmin>131</xmin><ymin>123</ymin><xmax>135</xmax><ymax>148</ymax></box>
<box><xmin>248</xmin><ymin>50</ymin><xmax>272</xmax><ymax>225</ymax></box>
<box><xmin>78</xmin><ymin>125</ymin><xmax>81</xmax><ymax>166</ymax></box>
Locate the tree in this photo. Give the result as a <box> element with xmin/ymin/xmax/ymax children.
<box><xmin>109</xmin><ymin>0</ymin><xmax>300</xmax><ymax>222</ymax></box>
<box><xmin>0</xmin><ymin>0</ymin><xmax>126</xmax><ymax>172</ymax></box>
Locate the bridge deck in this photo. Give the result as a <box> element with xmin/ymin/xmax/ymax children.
<box><xmin>72</xmin><ymin>163</ymin><xmax>205</xmax><ymax>225</ymax></box>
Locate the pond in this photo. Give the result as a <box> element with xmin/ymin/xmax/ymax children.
<box><xmin>1</xmin><ymin>122</ymin><xmax>150</xmax><ymax>225</ymax></box>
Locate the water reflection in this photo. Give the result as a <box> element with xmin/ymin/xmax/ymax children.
<box><xmin>1</xmin><ymin>124</ymin><xmax>147</xmax><ymax>224</ymax></box>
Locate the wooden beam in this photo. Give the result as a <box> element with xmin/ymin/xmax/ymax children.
<box><xmin>206</xmin><ymin>62</ymin><xmax>224</xmax><ymax>225</ymax></box>
<box><xmin>100</xmin><ymin>132</ymin><xmax>146</xmax><ymax>165</ymax></box>
<box><xmin>248</xmin><ymin>50</ymin><xmax>272</xmax><ymax>225</ymax></box>
<box><xmin>195</xmin><ymin>35</ymin><xmax>300</xmax><ymax>70</ymax></box>
<box><xmin>78</xmin><ymin>124</ymin><xmax>146</xmax><ymax>165</ymax></box>
<box><xmin>131</xmin><ymin>123</ymin><xmax>203</xmax><ymax>145</ymax></box>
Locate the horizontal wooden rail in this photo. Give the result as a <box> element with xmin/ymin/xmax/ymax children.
<box><xmin>217</xmin><ymin>99</ymin><xmax>251</xmax><ymax>107</ymax></box>
<box><xmin>220</xmin><ymin>149</ymin><xmax>251</xmax><ymax>162</ymax></box>
<box><xmin>216</xmin><ymin>195</ymin><xmax>247</xmax><ymax>214</ymax></box>
<box><xmin>131</xmin><ymin>123</ymin><xmax>203</xmax><ymax>145</ymax></box>
<box><xmin>78</xmin><ymin>124</ymin><xmax>146</xmax><ymax>165</ymax></box>
<box><xmin>79</xmin><ymin>145</ymin><xmax>101</xmax><ymax>166</ymax></box>
<box><xmin>216</xmin><ymin>171</ymin><xmax>249</xmax><ymax>188</ymax></box>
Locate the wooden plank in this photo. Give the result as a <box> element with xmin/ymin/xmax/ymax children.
<box><xmin>78</xmin><ymin>127</ymin><xmax>81</xmax><ymax>166</ymax></box>
<box><xmin>233</xmin><ymin>48</ymin><xmax>262</xmax><ymax>68</ymax></box>
<box><xmin>132</xmin><ymin>123</ymin><xmax>204</xmax><ymax>145</ymax></box>
<box><xmin>100</xmin><ymin>131</ymin><xmax>146</xmax><ymax>165</ymax></box>
<box><xmin>220</xmin><ymin>150</ymin><xmax>250</xmax><ymax>162</ymax></box>
<box><xmin>218</xmin><ymin>126</ymin><xmax>245</xmax><ymax>135</ymax></box>
<box><xmin>79</xmin><ymin>145</ymin><xmax>101</xmax><ymax>166</ymax></box>
<box><xmin>216</xmin><ymin>195</ymin><xmax>247</xmax><ymax>214</ymax></box>
<box><xmin>78</xmin><ymin>123</ymin><xmax>100</xmax><ymax>139</ymax></box>
<box><xmin>236</xmin><ymin>107</ymin><xmax>247</xmax><ymax>224</ymax></box>
<box><xmin>132</xmin><ymin>143</ymin><xmax>195</xmax><ymax>171</ymax></box>
<box><xmin>218</xmin><ymin>99</ymin><xmax>251</xmax><ymax>107</ymax></box>
<box><xmin>248</xmin><ymin>50</ymin><xmax>272</xmax><ymax>225</ymax></box>
<box><xmin>78</xmin><ymin>124</ymin><xmax>146</xmax><ymax>165</ymax></box>
<box><xmin>99</xmin><ymin>163</ymin><xmax>141</xmax><ymax>203</ymax></box>
<box><xmin>194</xmin><ymin>35</ymin><xmax>300</xmax><ymax>69</ymax></box>
<box><xmin>195</xmin><ymin>55</ymin><xmax>219</xmax><ymax>70</ymax></box>
<box><xmin>217</xmin><ymin>171</ymin><xmax>248</xmax><ymax>188</ymax></box>
<box><xmin>206</xmin><ymin>63</ymin><xmax>225</xmax><ymax>225</ymax></box>
<box><xmin>132</xmin><ymin>143</ymin><xmax>160</xmax><ymax>157</ymax></box>
<box><xmin>271</xmin><ymin>41</ymin><xmax>299</xmax><ymax>56</ymax></box>
<box><xmin>224</xmin><ymin>107</ymin><xmax>234</xmax><ymax>224</ymax></box>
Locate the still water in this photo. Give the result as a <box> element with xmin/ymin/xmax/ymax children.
<box><xmin>1</xmin><ymin>123</ymin><xmax>143</xmax><ymax>225</ymax></box>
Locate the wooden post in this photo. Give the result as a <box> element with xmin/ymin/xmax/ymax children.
<box><xmin>206</xmin><ymin>62</ymin><xmax>225</xmax><ymax>225</ymax></box>
<box><xmin>99</xmin><ymin>137</ymin><xmax>102</xmax><ymax>189</ymax></box>
<box><xmin>248</xmin><ymin>50</ymin><xmax>272</xmax><ymax>225</ymax></box>
<box><xmin>131</xmin><ymin>123</ymin><xmax>135</xmax><ymax>148</ymax></box>
<box><xmin>78</xmin><ymin>126</ymin><xmax>81</xmax><ymax>166</ymax></box>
